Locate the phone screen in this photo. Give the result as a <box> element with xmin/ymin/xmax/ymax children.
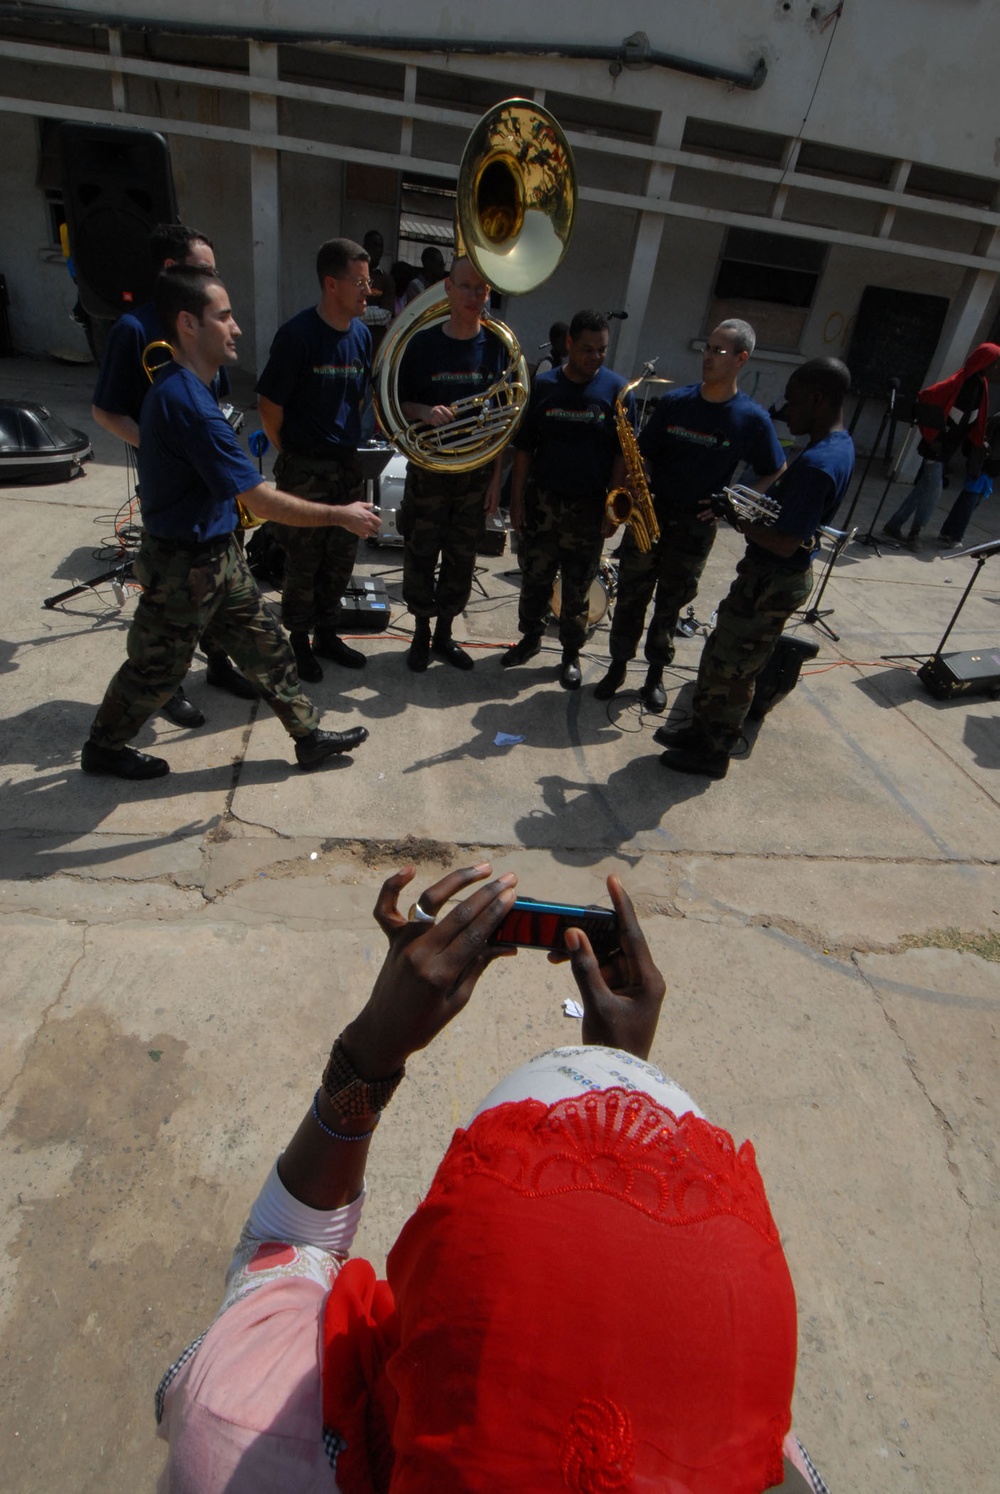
<box><xmin>489</xmin><ymin>898</ymin><xmax>621</xmax><ymax>958</ymax></box>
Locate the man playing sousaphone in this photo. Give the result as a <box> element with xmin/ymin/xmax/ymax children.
<box><xmin>396</xmin><ymin>256</ymin><xmax>506</xmax><ymax>673</ymax></box>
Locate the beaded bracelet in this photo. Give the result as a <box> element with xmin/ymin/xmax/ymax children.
<box><xmin>312</xmin><ymin>1090</ymin><xmax>380</xmax><ymax>1143</ymax></box>
<box><xmin>321</xmin><ymin>1035</ymin><xmax>406</xmax><ymax>1119</ymax></box>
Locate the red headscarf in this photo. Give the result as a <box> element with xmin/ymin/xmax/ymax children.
<box><xmin>916</xmin><ymin>342</ymin><xmax>1000</xmax><ymax>449</ymax></box>
<box><xmin>322</xmin><ymin>1089</ymin><xmax>797</xmax><ymax>1492</ymax></box>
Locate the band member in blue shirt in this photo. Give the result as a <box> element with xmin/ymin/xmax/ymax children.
<box><xmin>596</xmin><ymin>321</ymin><xmax>785</xmax><ymax>713</ymax></box>
<box><xmin>502</xmin><ymin>311</ymin><xmax>631</xmax><ymax>689</ymax></box>
<box><xmin>658</xmin><ymin>358</ymin><xmax>854</xmax><ymax>780</ymax></box>
<box><xmin>82</xmin><ymin>267</ymin><xmax>378</xmax><ymax>782</ymax></box>
<box><xmin>91</xmin><ymin>222</ymin><xmax>253</xmax><ymax>725</ymax></box>
<box><xmin>256</xmin><ymin>239</ymin><xmax>374</xmax><ymax>685</ymax></box>
<box><xmin>396</xmin><ymin>257</ymin><xmax>505</xmax><ymax>673</ymax></box>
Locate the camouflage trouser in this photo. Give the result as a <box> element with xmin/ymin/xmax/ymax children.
<box><xmin>691</xmin><ymin>551</ymin><xmax>813</xmax><ymax>752</ymax></box>
<box><xmin>89</xmin><ymin>532</ymin><xmax>319</xmax><ymax>748</ymax></box>
<box><xmin>400</xmin><ymin>463</ymin><xmax>489</xmax><ymax>619</ymax></box>
<box><xmin>517</xmin><ymin>486</ymin><xmax>606</xmax><ymax>654</ymax></box>
<box><xmin>273</xmin><ymin>451</ymin><xmax>363</xmax><ymax>635</ymax></box>
<box><xmin>608</xmin><ymin>506</ymin><xmax>717</xmax><ymax>666</ymax></box>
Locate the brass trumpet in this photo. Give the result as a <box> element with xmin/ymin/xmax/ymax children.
<box><xmin>373</xmin><ymin>99</ymin><xmax>576</xmax><ymax>472</ymax></box>
<box><xmin>709</xmin><ymin>484</ymin><xmax>781</xmax><ymax>529</ymax></box>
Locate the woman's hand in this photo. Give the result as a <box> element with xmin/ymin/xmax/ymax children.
<box><xmin>341</xmin><ymin>864</ymin><xmax>518</xmax><ymax>1079</ymax></box>
<box><xmin>560</xmin><ymin>875</ymin><xmax>665</xmax><ymax>1060</ymax></box>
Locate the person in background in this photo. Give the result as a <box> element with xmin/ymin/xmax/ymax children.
<box><xmin>404</xmin><ymin>245</ymin><xmax>446</xmax><ymax>306</ymax></box>
<box><xmin>883</xmin><ymin>342</ymin><xmax>1000</xmax><ymax>549</ymax></box>
<box><xmin>533</xmin><ymin>319</ymin><xmax>569</xmax><ymax>377</ymax></box>
<box><xmin>361</xmin><ymin>230</ymin><xmax>394</xmax><ymax>355</ymax></box>
<box><xmin>937</xmin><ymin>411</ymin><xmax>999</xmax><ymax>545</ymax></box>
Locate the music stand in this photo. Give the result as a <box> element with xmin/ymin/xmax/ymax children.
<box><xmin>924</xmin><ymin>537</ymin><xmax>1000</xmax><ymax>657</ymax></box>
<box><xmin>795</xmin><ymin>524</ymin><xmax>857</xmax><ymax>642</ymax></box>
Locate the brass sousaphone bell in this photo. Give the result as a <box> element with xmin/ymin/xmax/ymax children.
<box><xmin>373</xmin><ymin>99</ymin><xmax>577</xmax><ymax>472</ymax></box>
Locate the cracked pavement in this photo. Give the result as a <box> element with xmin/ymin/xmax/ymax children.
<box><xmin>0</xmin><ymin>356</ymin><xmax>997</xmax><ymax>1491</ymax></box>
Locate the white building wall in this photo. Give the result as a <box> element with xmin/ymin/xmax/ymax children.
<box><xmin>1</xmin><ymin>2</ymin><xmax>997</xmax><ymax>418</ymax></box>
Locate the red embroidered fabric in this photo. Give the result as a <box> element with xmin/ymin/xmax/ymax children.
<box><xmin>423</xmin><ymin>1089</ymin><xmax>782</xmax><ymax>1241</ymax></box>
<box><xmin>322</xmin><ymin>1090</ymin><xmax>796</xmax><ymax>1494</ymax></box>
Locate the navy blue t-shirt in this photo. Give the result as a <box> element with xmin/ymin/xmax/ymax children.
<box><xmin>513</xmin><ymin>365</ymin><xmax>634</xmax><ymax>496</ymax></box>
<box><xmin>398</xmin><ymin>323</ymin><xmax>505</xmax><ymax>411</ymax></box>
<box><xmin>749</xmin><ymin>428</ymin><xmax>855</xmax><ymax>571</ymax></box>
<box><xmin>138</xmin><ymin>364</ymin><xmax>261</xmax><ymax>542</ymax></box>
<box><xmin>255</xmin><ymin>309</ymin><xmax>371</xmax><ymax>456</ymax></box>
<box><xmin>638</xmin><ymin>383</ymin><xmax>784</xmax><ymax>511</ymax></box>
<box><xmin>92</xmin><ymin>303</ymin><xmax>230</xmax><ymax>421</ymax></box>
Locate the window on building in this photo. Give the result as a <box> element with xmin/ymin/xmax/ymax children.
<box><xmin>707</xmin><ymin>229</ymin><xmax>826</xmax><ymax>351</ymax></box>
<box><xmin>904</xmin><ymin>164</ymin><xmax>998</xmax><ymax>209</ymax></box>
<box><xmin>681</xmin><ymin>118</ymin><xmax>787</xmax><ymax>167</ymax></box>
<box><xmin>796</xmin><ymin>141</ymin><xmax>894</xmax><ymax>186</ymax></box>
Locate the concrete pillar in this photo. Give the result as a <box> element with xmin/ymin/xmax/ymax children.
<box><xmin>931</xmin><ymin>229</ymin><xmax>1000</xmax><ymax>379</ymax></box>
<box><xmin>107</xmin><ymin>29</ymin><xmax>126</xmax><ymax>112</ymax></box>
<box><xmin>400</xmin><ymin>65</ymin><xmax>416</xmax><ymax>158</ymax></box>
<box><xmin>249</xmin><ymin>41</ymin><xmax>280</xmax><ymax>374</ymax></box>
<box><xmin>614</xmin><ymin>114</ymin><xmax>677</xmax><ymax>378</ymax></box>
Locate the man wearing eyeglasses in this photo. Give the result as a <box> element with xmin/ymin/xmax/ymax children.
<box><xmin>395</xmin><ymin>256</ymin><xmax>505</xmax><ymax>673</ymax></box>
<box><xmin>595</xmin><ymin>320</ymin><xmax>785</xmax><ymax>711</ymax></box>
<box><xmin>256</xmin><ymin>239</ymin><xmax>378</xmax><ymax>684</ymax></box>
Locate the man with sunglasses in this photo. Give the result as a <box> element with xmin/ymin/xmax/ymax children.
<box><xmin>256</xmin><ymin>239</ymin><xmax>378</xmax><ymax>684</ymax></box>
<box><xmin>595</xmin><ymin>319</ymin><xmax>785</xmax><ymax>711</ymax></box>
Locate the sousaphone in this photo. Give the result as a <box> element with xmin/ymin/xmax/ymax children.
<box><xmin>373</xmin><ymin>99</ymin><xmax>576</xmax><ymax>472</ymax></box>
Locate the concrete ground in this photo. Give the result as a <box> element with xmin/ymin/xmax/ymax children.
<box><xmin>0</xmin><ymin>353</ymin><xmax>997</xmax><ymax>1492</ymax></box>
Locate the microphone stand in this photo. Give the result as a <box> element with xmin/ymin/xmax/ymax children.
<box><xmin>843</xmin><ymin>377</ymin><xmax>900</xmax><ymax>539</ymax></box>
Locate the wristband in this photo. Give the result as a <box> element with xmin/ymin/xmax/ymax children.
<box><xmin>321</xmin><ymin>1035</ymin><xmax>405</xmax><ymax>1119</ymax></box>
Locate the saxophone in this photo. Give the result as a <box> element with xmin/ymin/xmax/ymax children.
<box><xmin>604</xmin><ymin>371</ymin><xmax>661</xmax><ymax>554</ymax></box>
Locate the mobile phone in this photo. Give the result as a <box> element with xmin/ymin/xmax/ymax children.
<box><xmin>488</xmin><ymin>897</ymin><xmax>621</xmax><ymax>958</ymax></box>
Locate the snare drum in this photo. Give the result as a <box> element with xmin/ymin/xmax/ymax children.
<box><xmin>549</xmin><ymin>560</ymin><xmax>618</xmax><ymax>628</ymax></box>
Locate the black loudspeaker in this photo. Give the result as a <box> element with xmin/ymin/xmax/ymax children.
<box><xmin>337</xmin><ymin>576</ymin><xmax>392</xmax><ymax>632</ymax></box>
<box><xmin>917</xmin><ymin>649</ymin><xmax>1000</xmax><ymax>700</ymax></box>
<box><xmin>749</xmin><ymin>635</ymin><xmax>820</xmax><ymax>721</ymax></box>
<box><xmin>58</xmin><ymin>123</ymin><xmax>176</xmax><ymax>320</ymax></box>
